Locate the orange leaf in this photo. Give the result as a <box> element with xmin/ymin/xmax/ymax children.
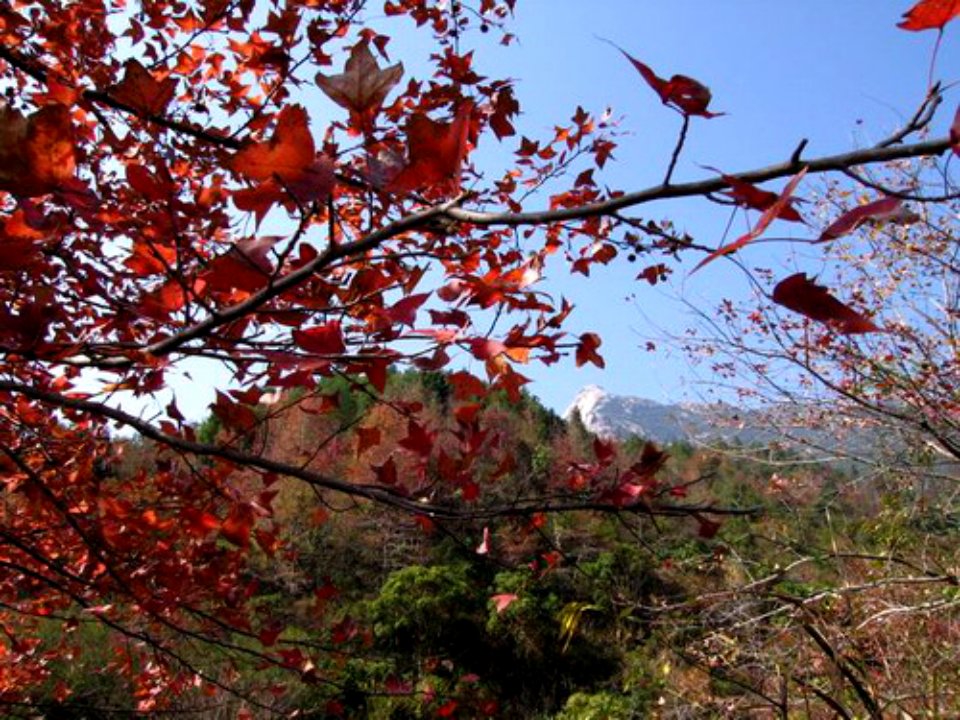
<box><xmin>221</xmin><ymin>504</ymin><xmax>255</xmax><ymax>548</ymax></box>
<box><xmin>110</xmin><ymin>59</ymin><xmax>177</xmax><ymax>115</ymax></box>
<box><xmin>316</xmin><ymin>42</ymin><xmax>403</xmax><ymax>131</ymax></box>
<box><xmin>898</xmin><ymin>0</ymin><xmax>960</xmax><ymax>30</ymax></box>
<box><xmin>228</xmin><ymin>106</ymin><xmax>334</xmax><ymax>217</ymax></box>
<box><xmin>772</xmin><ymin>273</ymin><xmax>882</xmax><ymax>334</ymax></box>
<box><xmin>229</xmin><ymin>105</ymin><xmax>315</xmax><ymax>182</ymax></box>
<box><xmin>0</xmin><ymin>104</ymin><xmax>75</xmax><ymax>197</ymax></box>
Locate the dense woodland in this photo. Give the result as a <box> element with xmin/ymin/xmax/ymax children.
<box><xmin>2</xmin><ymin>0</ymin><xmax>960</xmax><ymax>717</ymax></box>
<box><xmin>30</xmin><ymin>370</ymin><xmax>959</xmax><ymax>718</ymax></box>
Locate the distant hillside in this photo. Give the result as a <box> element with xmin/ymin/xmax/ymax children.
<box><xmin>562</xmin><ymin>385</ymin><xmax>864</xmax><ymax>452</ymax></box>
<box><xmin>562</xmin><ymin>386</ymin><xmax>714</xmax><ymax>443</ymax></box>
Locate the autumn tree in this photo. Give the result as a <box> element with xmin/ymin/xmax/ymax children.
<box><xmin>0</xmin><ymin>0</ymin><xmax>958</xmax><ymax>715</ymax></box>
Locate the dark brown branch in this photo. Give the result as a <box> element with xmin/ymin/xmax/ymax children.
<box><xmin>664</xmin><ymin>113</ymin><xmax>690</xmax><ymax>185</ymax></box>
<box><xmin>93</xmin><ymin>201</ymin><xmax>453</xmax><ymax>365</ymax></box>
<box><xmin>0</xmin><ymin>43</ymin><xmax>243</xmax><ymax>150</ymax></box>
<box><xmin>446</xmin><ymin>135</ymin><xmax>953</xmax><ymax>227</ymax></box>
<box><xmin>795</xmin><ymin>617</ymin><xmax>883</xmax><ymax>719</ymax></box>
<box><xmin>0</xmin><ymin>380</ymin><xmax>760</xmax><ymax>522</ymax></box>
<box><xmin>876</xmin><ymin>82</ymin><xmax>942</xmax><ymax>149</ymax></box>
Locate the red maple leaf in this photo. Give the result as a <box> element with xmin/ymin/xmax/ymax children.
<box><xmin>399</xmin><ymin>420</ymin><xmax>434</xmax><ymax>456</ymax></box>
<box><xmin>772</xmin><ymin>273</ymin><xmax>883</xmax><ymax>334</ymax></box>
<box><xmin>221</xmin><ymin>503</ymin><xmax>256</xmax><ymax>548</ymax></box>
<box><xmin>447</xmin><ymin>371</ymin><xmax>487</xmax><ymax>401</ymax></box>
<box><xmin>372</xmin><ymin>456</ymin><xmax>398</xmax><ymax>486</ymax></box>
<box><xmin>126</xmin><ymin>163</ymin><xmax>173</xmax><ymax>201</ymax></box>
<box><xmin>228</xmin><ymin>105</ymin><xmax>334</xmax><ymax>220</ymax></box>
<box><xmin>898</xmin><ymin>0</ymin><xmax>960</xmax><ymax>30</ymax></box>
<box><xmin>618</xmin><ymin>46</ymin><xmax>721</xmax><ymax>117</ymax></box>
<box><xmin>387</xmin><ymin>101</ymin><xmax>474</xmax><ymax>193</ymax></box>
<box><xmin>355</xmin><ymin>427</ymin><xmax>381</xmax><ymax>457</ymax></box>
<box><xmin>110</xmin><ymin>59</ymin><xmax>177</xmax><ymax>115</ymax></box>
<box><xmin>575</xmin><ymin>332</ymin><xmax>605</xmax><ymax>368</ymax></box>
<box><xmin>0</xmin><ymin>104</ymin><xmax>75</xmax><ymax>197</ymax></box>
<box><xmin>383</xmin><ymin>292</ymin><xmax>430</xmax><ymax>326</ymax></box>
<box><xmin>292</xmin><ymin>322</ymin><xmax>347</xmax><ymax>356</ymax></box>
<box><xmin>705</xmin><ymin>167</ymin><xmax>804</xmax><ymax>222</ymax></box>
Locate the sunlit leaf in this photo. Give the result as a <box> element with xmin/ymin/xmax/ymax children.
<box><xmin>898</xmin><ymin>0</ymin><xmax>960</xmax><ymax>30</ymax></box>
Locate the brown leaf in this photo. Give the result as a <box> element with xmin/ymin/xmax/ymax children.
<box><xmin>316</xmin><ymin>42</ymin><xmax>403</xmax><ymax>131</ymax></box>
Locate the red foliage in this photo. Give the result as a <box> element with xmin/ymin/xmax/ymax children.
<box><xmin>818</xmin><ymin>195</ymin><xmax>917</xmax><ymax>241</ymax></box>
<box><xmin>694</xmin><ymin>168</ymin><xmax>807</xmax><ymax>272</ymax></box>
<box><xmin>772</xmin><ymin>272</ymin><xmax>882</xmax><ymax>334</ymax></box>
<box><xmin>898</xmin><ymin>0</ymin><xmax>960</xmax><ymax>30</ymax></box>
<box><xmin>618</xmin><ymin>47</ymin><xmax>721</xmax><ymax>117</ymax></box>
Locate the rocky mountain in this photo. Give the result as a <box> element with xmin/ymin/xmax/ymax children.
<box><xmin>562</xmin><ymin>385</ymin><xmax>711</xmax><ymax>443</ymax></box>
<box><xmin>562</xmin><ymin>386</ymin><xmax>897</xmax><ymax>462</ymax></box>
<box><xmin>562</xmin><ymin>385</ymin><xmax>813</xmax><ymax>447</ymax></box>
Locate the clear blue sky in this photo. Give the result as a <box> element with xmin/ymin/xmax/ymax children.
<box><xmin>453</xmin><ymin>0</ymin><xmax>960</xmax><ymax>413</ymax></box>
<box><xmin>106</xmin><ymin>2</ymin><xmax>960</xmax><ymax>423</ymax></box>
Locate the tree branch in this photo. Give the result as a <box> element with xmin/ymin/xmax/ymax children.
<box><xmin>445</xmin><ymin>136</ymin><xmax>952</xmax><ymax>227</ymax></box>
<box><xmin>0</xmin><ymin>380</ymin><xmax>760</xmax><ymax>522</ymax></box>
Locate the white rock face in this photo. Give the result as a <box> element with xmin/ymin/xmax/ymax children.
<box><xmin>563</xmin><ymin>385</ymin><xmax>709</xmax><ymax>443</ymax></box>
<box><xmin>563</xmin><ymin>385</ymin><xmax>610</xmax><ymax>433</ymax></box>
<box><xmin>561</xmin><ymin>386</ymin><xmax>877</xmax><ymax>455</ymax></box>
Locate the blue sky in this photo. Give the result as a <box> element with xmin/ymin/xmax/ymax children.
<box><xmin>449</xmin><ymin>0</ymin><xmax>960</xmax><ymax>412</ymax></box>
<box><xmin>104</xmin><ymin>2</ymin><xmax>960</xmax><ymax>423</ymax></box>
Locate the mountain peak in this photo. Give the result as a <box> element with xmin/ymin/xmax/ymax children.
<box><xmin>563</xmin><ymin>386</ymin><xmax>702</xmax><ymax>442</ymax></box>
